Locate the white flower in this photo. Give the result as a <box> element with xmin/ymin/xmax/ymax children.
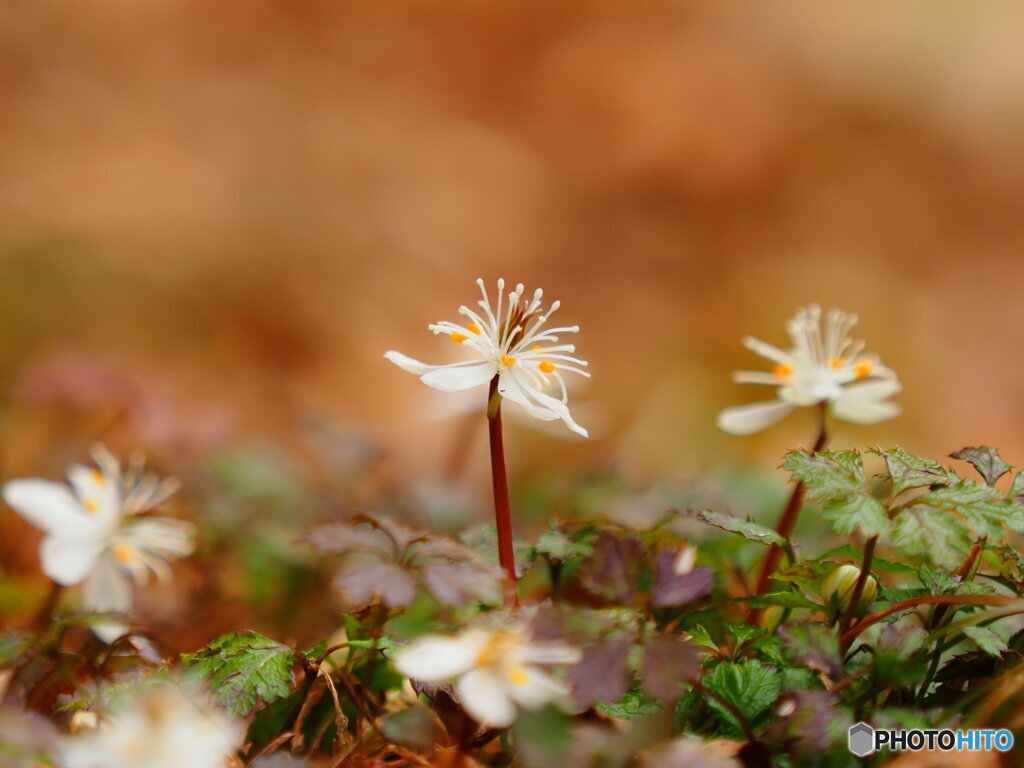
<box><xmin>2</xmin><ymin>445</ymin><xmax>195</xmax><ymax>643</ymax></box>
<box><xmin>385</xmin><ymin>278</ymin><xmax>590</xmax><ymax>437</ymax></box>
<box><xmin>60</xmin><ymin>683</ymin><xmax>242</xmax><ymax>768</ymax></box>
<box><xmin>716</xmin><ymin>305</ymin><xmax>901</xmax><ymax>435</ymax></box>
<box><xmin>394</xmin><ymin>625</ymin><xmax>581</xmax><ymax>727</ymax></box>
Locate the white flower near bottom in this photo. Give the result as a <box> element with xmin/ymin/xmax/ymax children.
<box><xmin>717</xmin><ymin>305</ymin><xmax>901</xmax><ymax>435</ymax></box>
<box><xmin>395</xmin><ymin>626</ymin><xmax>581</xmax><ymax>727</ymax></box>
<box><xmin>385</xmin><ymin>278</ymin><xmax>591</xmax><ymax>437</ymax></box>
<box><xmin>60</xmin><ymin>683</ymin><xmax>242</xmax><ymax>768</ymax></box>
<box><xmin>2</xmin><ymin>445</ymin><xmax>195</xmax><ymax>643</ymax></box>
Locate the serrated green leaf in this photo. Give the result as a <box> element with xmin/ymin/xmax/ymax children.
<box><xmin>725</xmin><ymin>623</ymin><xmax>768</xmax><ymax>648</ymax></box>
<box><xmin>738</xmin><ymin>592</ymin><xmax>824</xmax><ymax>611</ymax></box>
<box><xmin>533</xmin><ymin>527</ymin><xmax>593</xmax><ymax>562</ymax></box>
<box><xmin>782</xmin><ymin>450</ymin><xmax>889</xmax><ymax>538</ymax></box>
<box><xmin>876</xmin><ymin>447</ymin><xmax>959</xmax><ymax>496</ymax></box>
<box><xmin>891</xmin><ymin>506</ymin><xmax>972</xmax><ymax>569</ymax></box>
<box><xmin>684</xmin><ymin>508</ymin><xmax>786</xmax><ymax>547</ymax></box>
<box><xmin>685</xmin><ymin>624</ymin><xmax>717</xmax><ymax>651</ymax></box>
<box><xmin>963</xmin><ymin>625</ymin><xmax>1009</xmax><ymax>657</ymax></box>
<box><xmin>1009</xmin><ymin>471</ymin><xmax>1024</xmax><ymax>499</ymax></box>
<box><xmin>905</xmin><ymin>481</ymin><xmax>1024</xmax><ymax>538</ymax></box>
<box><xmin>950</xmin><ymin>446</ymin><xmax>1012</xmax><ymax>487</ymax></box>
<box><xmin>182</xmin><ymin>631</ymin><xmax>296</xmax><ymax>716</ymax></box>
<box><xmin>702</xmin><ymin>659</ymin><xmax>781</xmax><ymax>734</ymax></box>
<box><xmin>594</xmin><ymin>689</ymin><xmax>662</xmax><ymax>719</ymax></box>
<box><xmin>772</xmin><ymin>560</ymin><xmax>834</xmax><ymax>594</ymax></box>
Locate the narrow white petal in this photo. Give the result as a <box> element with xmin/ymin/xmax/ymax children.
<box><xmin>456</xmin><ymin>668</ymin><xmax>517</xmax><ymax>727</ymax></box>
<box><xmin>2</xmin><ymin>479</ymin><xmax>99</xmax><ymax>536</ymax></box>
<box><xmin>716</xmin><ymin>400</ymin><xmax>794</xmax><ymax>435</ymax></box>
<box><xmin>395</xmin><ymin>636</ymin><xmax>482</xmax><ymax>682</ymax></box>
<box><xmin>499</xmin><ymin>372</ymin><xmax>589</xmax><ymax>437</ymax></box>
<box><xmin>517</xmin><ymin>643</ymin><xmax>582</xmax><ymax>665</ymax></box>
<box><xmin>420</xmin><ymin>361</ymin><xmax>497</xmax><ymax>392</ymax></box>
<box><xmin>83</xmin><ymin>553</ymin><xmax>133</xmax><ymax>643</ymax></box>
<box><xmin>384</xmin><ymin>351</ymin><xmax>436</xmax><ymax>375</ymax></box>
<box><xmin>505</xmin><ymin>665</ymin><xmax>568</xmax><ymax>709</ymax></box>
<box><xmin>39</xmin><ymin>534</ymin><xmax>105</xmax><ymax>586</ymax></box>
<box><xmin>833</xmin><ymin>380</ymin><xmax>902</xmax><ymax>424</ymax></box>
<box><xmin>838</xmin><ymin>377</ymin><xmax>902</xmax><ymax>401</ymax></box>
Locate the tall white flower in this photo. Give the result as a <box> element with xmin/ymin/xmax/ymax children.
<box><xmin>60</xmin><ymin>682</ymin><xmax>242</xmax><ymax>768</ymax></box>
<box><xmin>717</xmin><ymin>305</ymin><xmax>901</xmax><ymax>435</ymax></box>
<box><xmin>395</xmin><ymin>625</ymin><xmax>581</xmax><ymax>727</ymax></box>
<box><xmin>385</xmin><ymin>278</ymin><xmax>590</xmax><ymax>437</ymax></box>
<box><xmin>2</xmin><ymin>445</ymin><xmax>195</xmax><ymax>643</ymax></box>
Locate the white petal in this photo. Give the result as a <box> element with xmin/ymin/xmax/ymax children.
<box><xmin>456</xmin><ymin>668</ymin><xmax>517</xmax><ymax>727</ymax></box>
<box><xmin>123</xmin><ymin>517</ymin><xmax>196</xmax><ymax>559</ymax></box>
<box><xmin>395</xmin><ymin>635</ymin><xmax>482</xmax><ymax>682</ymax></box>
<box><xmin>67</xmin><ymin>463</ymin><xmax>121</xmax><ymax>526</ymax></box>
<box><xmin>2</xmin><ymin>479</ymin><xmax>99</xmax><ymax>536</ymax></box>
<box><xmin>384</xmin><ymin>350</ymin><xmax>436</xmax><ymax>376</ymax></box>
<box><xmin>499</xmin><ymin>372</ymin><xmax>589</xmax><ymax>437</ymax></box>
<box><xmin>420</xmin><ymin>361</ymin><xmax>497</xmax><ymax>392</ymax></box>
<box><xmin>83</xmin><ymin>553</ymin><xmax>133</xmax><ymax>644</ymax></box>
<box><xmin>716</xmin><ymin>400</ymin><xmax>794</xmax><ymax>435</ymax></box>
<box><xmin>517</xmin><ymin>642</ymin><xmax>582</xmax><ymax>665</ymax></box>
<box><xmin>39</xmin><ymin>534</ymin><xmax>105</xmax><ymax>586</ymax></box>
<box><xmin>505</xmin><ymin>665</ymin><xmax>567</xmax><ymax>709</ymax></box>
<box><xmin>833</xmin><ymin>380</ymin><xmax>902</xmax><ymax>424</ymax></box>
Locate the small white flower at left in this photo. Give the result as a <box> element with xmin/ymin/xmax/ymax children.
<box><xmin>1</xmin><ymin>445</ymin><xmax>195</xmax><ymax>643</ymax></box>
<box><xmin>59</xmin><ymin>682</ymin><xmax>243</xmax><ymax>768</ymax></box>
<box><xmin>395</xmin><ymin>625</ymin><xmax>581</xmax><ymax>727</ymax></box>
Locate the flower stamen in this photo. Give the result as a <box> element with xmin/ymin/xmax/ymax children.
<box><xmin>538</xmin><ymin>360</ymin><xmax>556</xmax><ymax>373</ymax></box>
<box><xmin>501</xmin><ymin>355</ymin><xmax>516</xmax><ymax>367</ymax></box>
<box><xmin>773</xmin><ymin>363</ymin><xmax>794</xmax><ymax>382</ymax></box>
<box><xmin>449</xmin><ymin>332</ymin><xmax>467</xmax><ymax>344</ymax></box>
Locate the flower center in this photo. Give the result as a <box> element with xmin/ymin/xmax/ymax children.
<box><xmin>773</xmin><ymin>363</ymin><xmax>794</xmax><ymax>382</ymax></box>
<box><xmin>501</xmin><ymin>355</ymin><xmax>516</xmax><ymax>367</ymax></box>
<box><xmin>538</xmin><ymin>360</ymin><xmax>556</xmax><ymax>373</ymax></box>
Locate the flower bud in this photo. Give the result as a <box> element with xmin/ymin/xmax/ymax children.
<box><xmin>822</xmin><ymin>564</ymin><xmax>877</xmax><ymax>615</ymax></box>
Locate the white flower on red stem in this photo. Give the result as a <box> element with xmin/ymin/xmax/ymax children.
<box><xmin>385</xmin><ymin>278</ymin><xmax>590</xmax><ymax>437</ymax></box>
<box><xmin>2</xmin><ymin>445</ymin><xmax>195</xmax><ymax>643</ymax></box>
<box><xmin>717</xmin><ymin>305</ymin><xmax>901</xmax><ymax>435</ymax></box>
<box><xmin>395</xmin><ymin>625</ymin><xmax>580</xmax><ymax>727</ymax></box>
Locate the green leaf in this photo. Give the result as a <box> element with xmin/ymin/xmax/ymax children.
<box><xmin>725</xmin><ymin>623</ymin><xmax>768</xmax><ymax>648</ymax></box>
<box><xmin>534</xmin><ymin>527</ymin><xmax>593</xmax><ymax>562</ymax></box>
<box><xmin>1009</xmin><ymin>471</ymin><xmax>1024</xmax><ymax>499</ymax></box>
<box><xmin>0</xmin><ymin>632</ymin><xmax>36</xmax><ymax>668</ymax></box>
<box><xmin>876</xmin><ymin>447</ymin><xmax>959</xmax><ymax>496</ymax></box>
<box><xmin>963</xmin><ymin>625</ymin><xmax>1009</xmax><ymax>657</ymax></box>
<box><xmin>702</xmin><ymin>660</ymin><xmax>782</xmax><ymax>734</ymax></box>
<box><xmin>818</xmin><ymin>543</ymin><xmax>916</xmax><ymax>572</ymax></box>
<box><xmin>772</xmin><ymin>560</ymin><xmax>834</xmax><ymax>594</ymax></box>
<box><xmin>182</xmin><ymin>631</ymin><xmax>296</xmax><ymax>716</ymax></box>
<box><xmin>685</xmin><ymin>624</ymin><xmax>717</xmax><ymax>651</ymax></box>
<box><xmin>683</xmin><ymin>508</ymin><xmax>786</xmax><ymax>547</ymax></box>
<box><xmin>905</xmin><ymin>481</ymin><xmax>1024</xmax><ymax>538</ymax></box>
<box><xmin>594</xmin><ymin>689</ymin><xmax>662</xmax><ymax>720</ymax></box>
<box><xmin>950</xmin><ymin>446</ymin><xmax>1012</xmax><ymax>487</ymax></box>
<box><xmin>891</xmin><ymin>506</ymin><xmax>972</xmax><ymax>569</ymax></box>
<box><xmin>737</xmin><ymin>592</ymin><xmax>824</xmax><ymax>611</ymax></box>
<box><xmin>782</xmin><ymin>450</ymin><xmax>889</xmax><ymax>538</ymax></box>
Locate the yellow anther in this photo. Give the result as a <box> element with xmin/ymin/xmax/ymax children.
<box><xmin>828</xmin><ymin>357</ymin><xmax>846</xmax><ymax>370</ymax></box>
<box><xmin>84</xmin><ymin>500</ymin><xmax>99</xmax><ymax>514</ymax></box>
<box><xmin>449</xmin><ymin>332</ymin><xmax>467</xmax><ymax>344</ymax></box>
<box><xmin>467</xmin><ymin>322</ymin><xmax>482</xmax><ymax>335</ymax></box>
<box><xmin>501</xmin><ymin>355</ymin><xmax>516</xmax><ymax>367</ymax></box>
<box><xmin>532</xmin><ymin>345</ymin><xmax>544</xmax><ymax>352</ymax></box>
<box><xmin>114</xmin><ymin>544</ymin><xmax>135</xmax><ymax>563</ymax></box>
<box><xmin>773</xmin><ymin>363</ymin><xmax>794</xmax><ymax>382</ymax></box>
<box><xmin>538</xmin><ymin>360</ymin><xmax>556</xmax><ymax>374</ymax></box>
<box><xmin>507</xmin><ymin>667</ymin><xmax>529</xmax><ymax>686</ymax></box>
<box><xmin>854</xmin><ymin>358</ymin><xmax>875</xmax><ymax>379</ymax></box>
<box><xmin>90</xmin><ymin>468</ymin><xmax>105</xmax><ymax>485</ymax></box>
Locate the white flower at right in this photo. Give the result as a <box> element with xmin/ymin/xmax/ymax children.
<box><xmin>2</xmin><ymin>445</ymin><xmax>195</xmax><ymax>642</ymax></box>
<box><xmin>395</xmin><ymin>625</ymin><xmax>580</xmax><ymax>727</ymax></box>
<box><xmin>717</xmin><ymin>305</ymin><xmax>901</xmax><ymax>435</ymax></box>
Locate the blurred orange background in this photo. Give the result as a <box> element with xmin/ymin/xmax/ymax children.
<box><xmin>3</xmin><ymin>0</ymin><xmax>1024</xmax><ymax>492</ymax></box>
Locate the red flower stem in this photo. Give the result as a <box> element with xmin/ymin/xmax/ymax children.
<box><xmin>746</xmin><ymin>403</ymin><xmax>829</xmax><ymax>624</ymax></box>
<box><xmin>487</xmin><ymin>375</ymin><xmax>519</xmax><ymax>607</ymax></box>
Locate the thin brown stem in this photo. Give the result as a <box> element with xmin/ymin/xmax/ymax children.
<box><xmin>487</xmin><ymin>376</ymin><xmax>518</xmax><ymax>607</ymax></box>
<box><xmin>31</xmin><ymin>582</ymin><xmax>63</xmax><ymax>633</ymax></box>
<box><xmin>929</xmin><ymin>537</ymin><xmax>987</xmax><ymax>630</ymax></box>
<box><xmin>745</xmin><ymin>403</ymin><xmax>829</xmax><ymax>624</ymax></box>
<box><xmin>840</xmin><ymin>593</ymin><xmax>1016</xmax><ymax>654</ymax></box>
<box><xmin>838</xmin><ymin>535</ymin><xmax>878</xmax><ymax>639</ymax></box>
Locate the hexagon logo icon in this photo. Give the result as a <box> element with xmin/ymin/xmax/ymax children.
<box><xmin>848</xmin><ymin>722</ymin><xmax>875</xmax><ymax>757</ymax></box>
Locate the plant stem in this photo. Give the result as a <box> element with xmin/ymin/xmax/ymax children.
<box><xmin>487</xmin><ymin>375</ymin><xmax>518</xmax><ymax>607</ymax></box>
<box><xmin>838</xmin><ymin>534</ymin><xmax>878</xmax><ymax>640</ymax></box>
<box><xmin>745</xmin><ymin>403</ymin><xmax>829</xmax><ymax>623</ymax></box>
<box><xmin>31</xmin><ymin>582</ymin><xmax>63</xmax><ymax>633</ymax></box>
